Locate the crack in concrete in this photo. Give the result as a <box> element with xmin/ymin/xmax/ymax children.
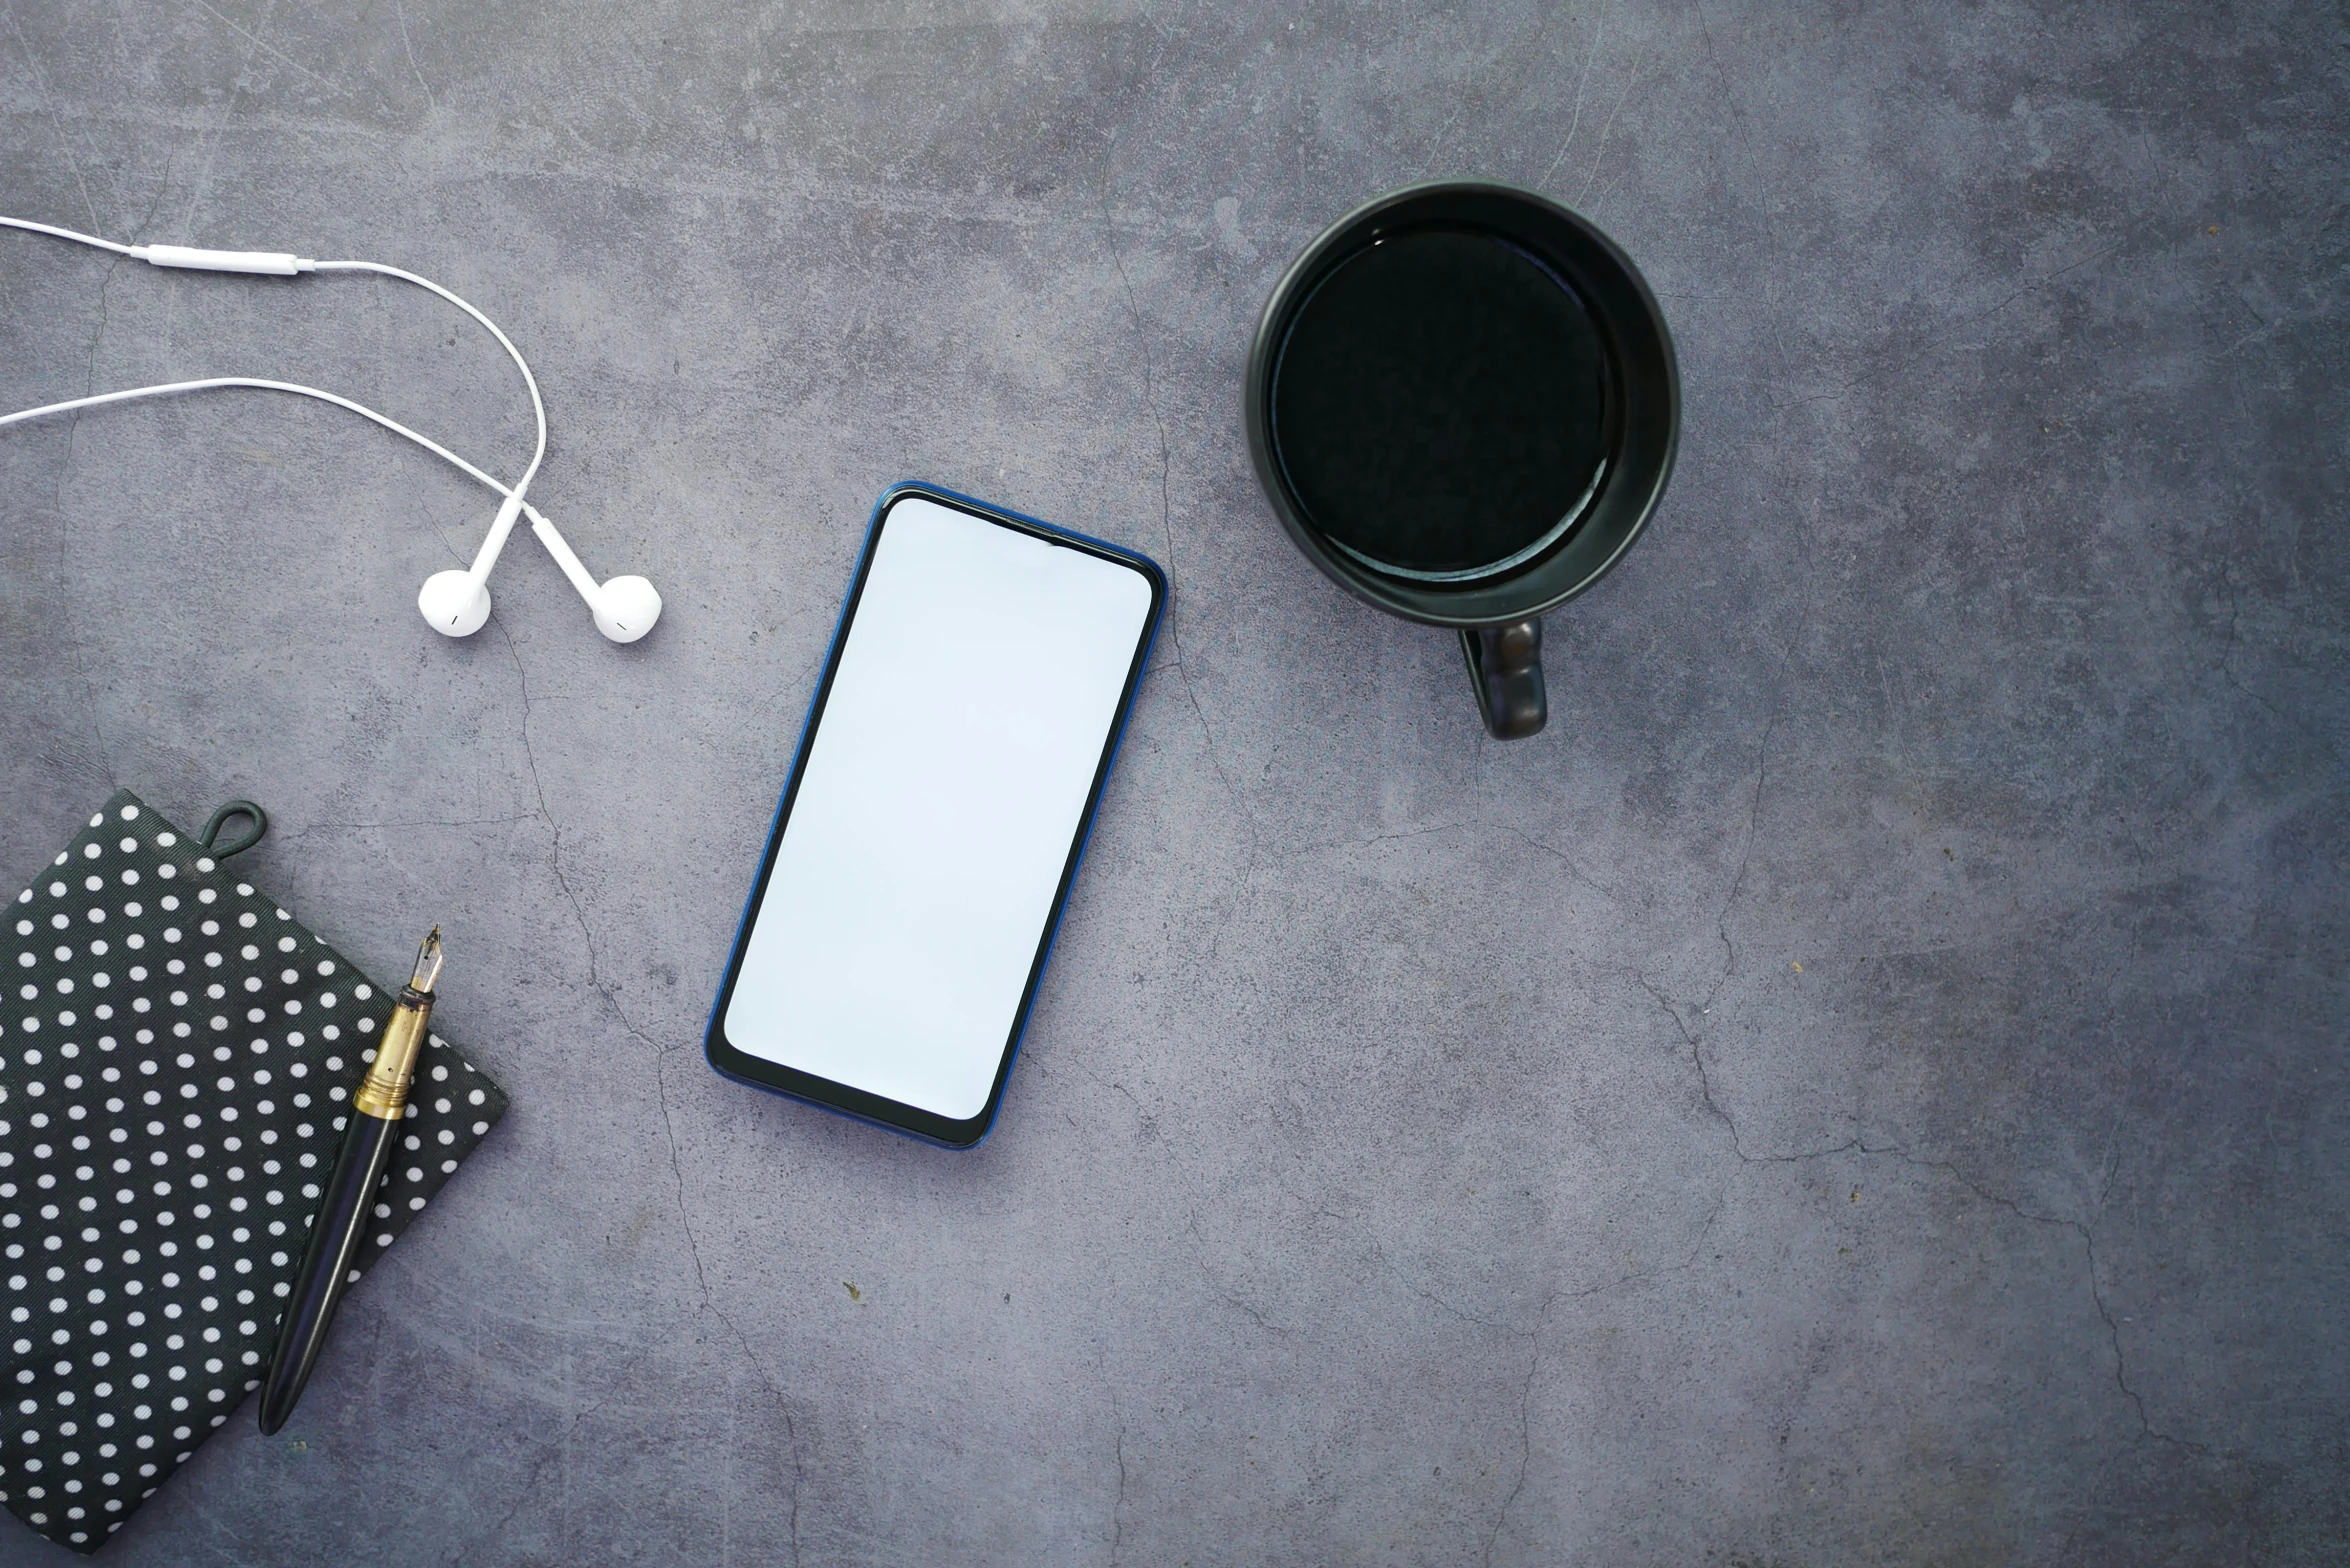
<box><xmin>1500</xmin><ymin>825</ymin><xmax>1621</xmax><ymax>900</ymax></box>
<box><xmin>1946</xmin><ymin>238</ymin><xmax>2133</xmax><ymax>340</ymax></box>
<box><xmin>290</xmin><ymin>813</ymin><xmax>541</xmax><ymax>836</ymax></box>
<box><xmin>1069</xmin><ymin>1057</ymin><xmax>1151</xmax><ymax>1131</ymax></box>
<box><xmin>1887</xmin><ymin>1146</ymin><xmax>2205</xmax><ymax>1456</ymax></box>
<box><xmin>1715</xmin><ymin>686</ymin><xmax>1781</xmax><ymax>986</ymax></box>
<box><xmin>1569</xmin><ymin>13</ymin><xmax>1653</xmax><ymax>209</ymax></box>
<box><xmin>1106</xmin><ymin>1375</ymin><xmax>1129</xmax><ymax>1568</ymax></box>
<box><xmin>53</xmin><ymin>390</ymin><xmax>103</xmax><ymax>784</ymax></box>
<box><xmin>176</xmin><ymin>0</ymin><xmax>281</xmax><ymax>264</ymax></box>
<box><xmin>1359</xmin><ymin>1186</ymin><xmax>1736</xmax><ymax>1566</ymax></box>
<box><xmin>1091</xmin><ymin>42</ymin><xmax>1268</xmax><ymax>989</ymax></box>
<box><xmin>178</xmin><ymin>0</ymin><xmax>338</xmax><ymax>94</ymax></box>
<box><xmin>462</xmin><ymin>1416</ymin><xmax>570</xmax><ymax>1561</ymax></box>
<box><xmin>1184</xmin><ymin>1212</ymin><xmax>1288</xmax><ymax>1338</ymax></box>
<box><xmin>4</xmin><ymin>6</ymin><xmax>104</xmax><ymax>230</ymax></box>
<box><xmin>453</xmin><ymin>1331</ymin><xmax>669</xmax><ymax>1563</ymax></box>
<box><xmin>1696</xmin><ymin>478</ymin><xmax>1816</xmax><ymax>1034</ymax></box>
<box><xmin>1485</xmin><ymin>1325</ymin><xmax>1541</xmax><ymax>1568</ymax></box>
<box><xmin>1464</xmin><ymin>1189</ymin><xmax>1733</xmax><ymax>1565</ymax></box>
<box><xmin>1482</xmin><ymin>1318</ymin><xmax>1544</xmax><ymax>1568</ymax></box>
<box><xmin>656</xmin><ymin>1043</ymin><xmax>807</xmax><ymax>1567</ymax></box>
<box><xmin>1269</xmin><ymin>821</ymin><xmax>1467</xmax><ymax>864</ymax></box>
<box><xmin>1633</xmin><ymin>966</ymin><xmax>2205</xmax><ymax>1456</ymax></box>
<box><xmin>1634</xmin><ymin>968</ymin><xmax>1766</xmax><ymax>1162</ymax></box>
<box><xmin>392</xmin><ymin>0</ymin><xmax>436</xmax><ymax>112</ymax></box>
<box><xmin>492</xmin><ymin>621</ymin><xmax>806</xmax><ymax>1563</ymax></box>
<box><xmin>1649</xmin><ymin>301</ymin><xmax>1820</xmax><ymax>1082</ymax></box>
<box><xmin>491</xmin><ymin>621</ymin><xmax>605</xmax><ymax>998</ymax></box>
<box><xmin>1536</xmin><ymin>4</ymin><xmax>1607</xmax><ymax>187</ymax></box>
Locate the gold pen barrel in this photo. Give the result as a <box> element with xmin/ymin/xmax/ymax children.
<box><xmin>352</xmin><ymin>990</ymin><xmax>434</xmax><ymax>1120</ymax></box>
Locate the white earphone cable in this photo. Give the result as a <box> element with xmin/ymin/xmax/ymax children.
<box><xmin>308</xmin><ymin>259</ymin><xmax>547</xmax><ymax>504</ymax></box>
<box><xmin>0</xmin><ymin>211</ymin><xmax>661</xmax><ymax>642</ymax></box>
<box><xmin>0</xmin><ymin>376</ymin><xmax>550</xmax><ymax>524</ymax></box>
<box><xmin>0</xmin><ymin>214</ymin><xmax>550</xmax><ymax>521</ymax></box>
<box><xmin>0</xmin><ymin>215</ymin><xmax>139</xmax><ymax>255</ymax></box>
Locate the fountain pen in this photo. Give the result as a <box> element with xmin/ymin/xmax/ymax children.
<box><xmin>258</xmin><ymin>928</ymin><xmax>443</xmax><ymax>1435</ymax></box>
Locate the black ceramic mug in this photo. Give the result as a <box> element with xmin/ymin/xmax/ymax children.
<box><xmin>1245</xmin><ymin>181</ymin><xmax>1680</xmax><ymax>738</ymax></box>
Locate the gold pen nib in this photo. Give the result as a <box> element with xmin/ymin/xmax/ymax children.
<box><xmin>408</xmin><ymin>926</ymin><xmax>444</xmax><ymax>994</ymax></box>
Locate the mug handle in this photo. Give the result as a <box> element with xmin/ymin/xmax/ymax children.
<box><xmin>1460</xmin><ymin>618</ymin><xmax>1547</xmax><ymax>739</ymax></box>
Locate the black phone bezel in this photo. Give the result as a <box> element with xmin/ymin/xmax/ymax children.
<box><xmin>703</xmin><ymin>482</ymin><xmax>1167</xmax><ymax>1149</ymax></box>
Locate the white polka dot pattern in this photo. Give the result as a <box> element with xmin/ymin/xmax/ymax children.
<box><xmin>0</xmin><ymin>792</ymin><xmax>507</xmax><ymax>1553</ymax></box>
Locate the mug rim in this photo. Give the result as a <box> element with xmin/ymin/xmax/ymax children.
<box><xmin>1245</xmin><ymin>179</ymin><xmax>1680</xmax><ymax>629</ymax></box>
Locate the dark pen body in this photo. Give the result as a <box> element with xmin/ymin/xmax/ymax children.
<box><xmin>258</xmin><ymin>930</ymin><xmax>442</xmax><ymax>1435</ymax></box>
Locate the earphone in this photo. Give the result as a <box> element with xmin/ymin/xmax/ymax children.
<box><xmin>0</xmin><ymin>214</ymin><xmax>660</xmax><ymax>643</ymax></box>
<box><xmin>414</xmin><ymin>494</ymin><xmax>661</xmax><ymax>642</ymax></box>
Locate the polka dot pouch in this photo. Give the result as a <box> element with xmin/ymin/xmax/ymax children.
<box><xmin>0</xmin><ymin>790</ymin><xmax>509</xmax><ymax>1553</ymax></box>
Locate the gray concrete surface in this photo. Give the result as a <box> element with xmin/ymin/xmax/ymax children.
<box><xmin>3</xmin><ymin>1</ymin><xmax>2345</xmax><ymax>1561</ymax></box>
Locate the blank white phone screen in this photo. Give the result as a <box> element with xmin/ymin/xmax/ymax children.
<box><xmin>724</xmin><ymin>496</ymin><xmax>1155</xmax><ymax>1121</ymax></box>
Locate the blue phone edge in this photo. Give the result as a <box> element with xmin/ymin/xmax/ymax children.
<box><xmin>700</xmin><ymin>480</ymin><xmax>1170</xmax><ymax>1150</ymax></box>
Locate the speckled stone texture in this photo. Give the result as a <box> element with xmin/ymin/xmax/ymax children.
<box><xmin>1</xmin><ymin>2</ymin><xmax>2343</xmax><ymax>1563</ymax></box>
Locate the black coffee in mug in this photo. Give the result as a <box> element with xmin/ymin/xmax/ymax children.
<box><xmin>1245</xmin><ymin>182</ymin><xmax>1679</xmax><ymax>740</ymax></box>
<box><xmin>1270</xmin><ymin>230</ymin><xmax>1613</xmax><ymax>583</ymax></box>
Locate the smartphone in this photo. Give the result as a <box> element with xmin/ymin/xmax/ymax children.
<box><xmin>704</xmin><ymin>483</ymin><xmax>1167</xmax><ymax>1147</ymax></box>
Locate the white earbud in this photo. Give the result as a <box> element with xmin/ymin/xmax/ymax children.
<box><xmin>417</xmin><ymin>569</ymin><xmax>493</xmax><ymax>636</ymax></box>
<box><xmin>585</xmin><ymin>575</ymin><xmax>664</xmax><ymax>643</ymax></box>
<box><xmin>418</xmin><ymin>494</ymin><xmax>525</xmax><ymax>639</ymax></box>
<box><xmin>529</xmin><ymin>514</ymin><xmax>664</xmax><ymax>643</ymax></box>
<box><xmin>416</xmin><ymin>494</ymin><xmax>662</xmax><ymax>644</ymax></box>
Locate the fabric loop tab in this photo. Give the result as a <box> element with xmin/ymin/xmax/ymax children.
<box><xmin>196</xmin><ymin>801</ymin><xmax>269</xmax><ymax>860</ymax></box>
